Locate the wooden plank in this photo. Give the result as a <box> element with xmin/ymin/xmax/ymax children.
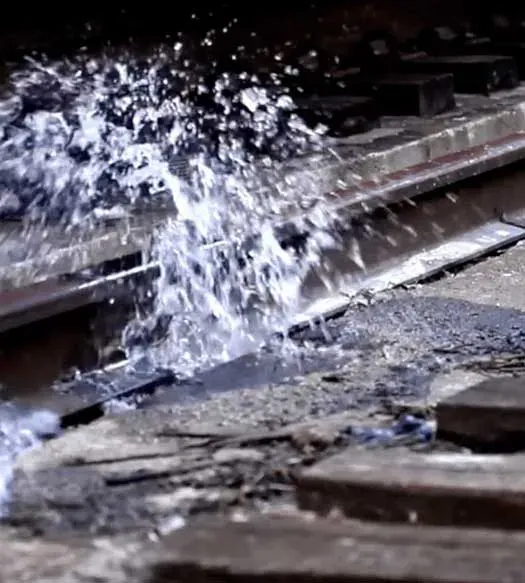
<box><xmin>152</xmin><ymin>515</ymin><xmax>525</xmax><ymax>582</ymax></box>
<box><xmin>295</xmin><ymin>449</ymin><xmax>525</xmax><ymax>529</ymax></box>
<box><xmin>14</xmin><ymin>513</ymin><xmax>525</xmax><ymax>582</ymax></box>
<box><xmin>436</xmin><ymin>376</ymin><xmax>525</xmax><ymax>450</ymax></box>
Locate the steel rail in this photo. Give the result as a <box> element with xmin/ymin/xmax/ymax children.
<box><xmin>3</xmin><ymin>131</ymin><xmax>525</xmax><ymax>334</ymax></box>
<box><xmin>2</xmin><ymin>146</ymin><xmax>525</xmax><ymax>423</ymax></box>
<box><xmin>2</xmin><ymin>96</ymin><xmax>525</xmax><ymax>419</ymax></box>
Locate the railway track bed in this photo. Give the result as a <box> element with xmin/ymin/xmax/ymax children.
<box><xmin>7</xmin><ymin>9</ymin><xmax>525</xmax><ymax>578</ymax></box>
<box><xmin>5</xmin><ymin>242</ymin><xmax>525</xmax><ymax>581</ymax></box>
<box><xmin>8</xmin><ymin>373</ymin><xmax>525</xmax><ymax>582</ymax></box>
<box><xmin>4</xmin><ymin>82</ymin><xmax>525</xmax><ymax>416</ymax></box>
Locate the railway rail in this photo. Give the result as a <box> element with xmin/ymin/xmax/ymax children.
<box><xmin>5</xmin><ymin>4</ymin><xmax>525</xmax><ymax>582</ymax></box>
<box><xmin>4</xmin><ymin>91</ymin><xmax>525</xmax><ymax>418</ymax></box>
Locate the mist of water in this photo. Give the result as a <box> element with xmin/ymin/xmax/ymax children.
<box><xmin>0</xmin><ymin>406</ymin><xmax>60</xmax><ymax>515</ymax></box>
<box><xmin>0</xmin><ymin>46</ymin><xmax>349</xmax><ymax>375</ymax></box>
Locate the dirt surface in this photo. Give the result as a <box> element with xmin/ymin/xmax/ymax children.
<box><xmin>414</xmin><ymin>241</ymin><xmax>525</xmax><ymax>311</ymax></box>
<box><xmin>7</xmin><ymin>406</ymin><xmax>393</xmax><ymax>537</ymax></box>
<box><xmin>0</xmin><ymin>529</ymin><xmax>143</xmax><ymax>583</ymax></box>
<box><xmin>147</xmin><ymin>242</ymin><xmax>525</xmax><ymax>426</ymax></box>
<box><xmin>4</xmin><ymin>240</ymin><xmax>525</xmax><ymax>580</ymax></box>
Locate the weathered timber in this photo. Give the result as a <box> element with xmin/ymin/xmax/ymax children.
<box><xmin>150</xmin><ymin>514</ymin><xmax>525</xmax><ymax>582</ymax></box>
<box><xmin>295</xmin><ymin>448</ymin><xmax>525</xmax><ymax>529</ymax></box>
<box><xmin>10</xmin><ymin>513</ymin><xmax>525</xmax><ymax>582</ymax></box>
<box><xmin>436</xmin><ymin>376</ymin><xmax>525</xmax><ymax>450</ymax></box>
<box><xmin>7</xmin><ymin>406</ymin><xmax>387</xmax><ymax>536</ymax></box>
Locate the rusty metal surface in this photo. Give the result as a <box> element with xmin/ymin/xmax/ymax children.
<box><xmin>0</xmin><ymin>212</ymin><xmax>165</xmax><ymax>291</ymax></box>
<box><xmin>1</xmin><ymin>68</ymin><xmax>525</xmax><ymax>444</ymax></box>
<box><xmin>0</xmin><ymin>307</ymin><xmax>100</xmax><ymax>403</ymax></box>
<box><xmin>2</xmin><ymin>152</ymin><xmax>525</xmax><ymax>423</ymax></box>
<box><xmin>4</xmin><ymin>130</ymin><xmax>525</xmax><ymax>337</ymax></box>
<box><xmin>279</xmin><ymin>132</ymin><xmax>525</xmax><ymax>236</ymax></box>
<box><xmin>0</xmin><ymin>84</ymin><xmax>523</xmax><ymax>298</ymax></box>
<box><xmin>58</xmin><ymin>363</ymin><xmax>176</xmax><ymax>427</ymax></box>
<box><xmin>2</xmin><ymin>124</ymin><xmax>525</xmax><ymax>358</ymax></box>
<box><xmin>2</xmin><ymin>84</ymin><xmax>525</xmax><ymax>290</ymax></box>
<box><xmin>267</xmin><ymin>87</ymin><xmax>525</xmax><ymax>225</ymax></box>
<box><xmin>274</xmin><ymin>154</ymin><xmax>525</xmax><ymax>324</ymax></box>
<box><xmin>0</xmin><ymin>262</ymin><xmax>159</xmax><ymax>335</ymax></box>
<box><xmin>5</xmin><ymin>5</ymin><xmax>525</xmax><ymax>579</ymax></box>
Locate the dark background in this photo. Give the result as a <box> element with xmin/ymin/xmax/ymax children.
<box><xmin>0</xmin><ymin>1</ymin><xmax>516</xmax><ymax>58</ymax></box>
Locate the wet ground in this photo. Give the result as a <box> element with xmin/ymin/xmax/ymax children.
<box><xmin>143</xmin><ymin>242</ymin><xmax>525</xmax><ymax>426</ymax></box>
<box><xmin>3</xmin><ymin>241</ymin><xmax>525</xmax><ymax>539</ymax></box>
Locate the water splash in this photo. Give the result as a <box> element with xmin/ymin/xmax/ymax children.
<box><xmin>0</xmin><ymin>45</ymin><xmax>346</xmax><ymax>375</ymax></box>
<box><xmin>0</xmin><ymin>404</ymin><xmax>60</xmax><ymax>513</ymax></box>
<box><xmin>137</xmin><ymin>162</ymin><xmax>348</xmax><ymax>373</ymax></box>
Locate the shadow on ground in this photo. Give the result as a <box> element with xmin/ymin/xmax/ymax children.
<box><xmin>148</xmin><ymin>295</ymin><xmax>525</xmax><ymax>409</ymax></box>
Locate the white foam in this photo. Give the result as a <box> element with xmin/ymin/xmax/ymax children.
<box><xmin>0</xmin><ymin>50</ymin><xmax>351</xmax><ymax>375</ymax></box>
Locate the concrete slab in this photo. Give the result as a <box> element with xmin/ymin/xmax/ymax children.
<box><xmin>413</xmin><ymin>241</ymin><xmax>525</xmax><ymax>311</ymax></box>
<box><xmin>0</xmin><ymin>213</ymin><xmax>162</xmax><ymax>291</ymax></box>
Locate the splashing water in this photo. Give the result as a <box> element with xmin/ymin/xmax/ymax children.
<box><xmin>0</xmin><ymin>405</ymin><xmax>60</xmax><ymax>514</ymax></box>
<box><xmin>0</xmin><ymin>45</ymin><xmax>357</xmax><ymax>510</ymax></box>
<box><xmin>0</xmin><ymin>45</ymin><xmax>348</xmax><ymax>376</ymax></box>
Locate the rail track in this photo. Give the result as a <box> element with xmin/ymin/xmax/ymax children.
<box><xmin>5</xmin><ymin>5</ymin><xmax>525</xmax><ymax>582</ymax></box>
<box><xmin>4</xmin><ymin>92</ymin><xmax>525</xmax><ymax>420</ymax></box>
